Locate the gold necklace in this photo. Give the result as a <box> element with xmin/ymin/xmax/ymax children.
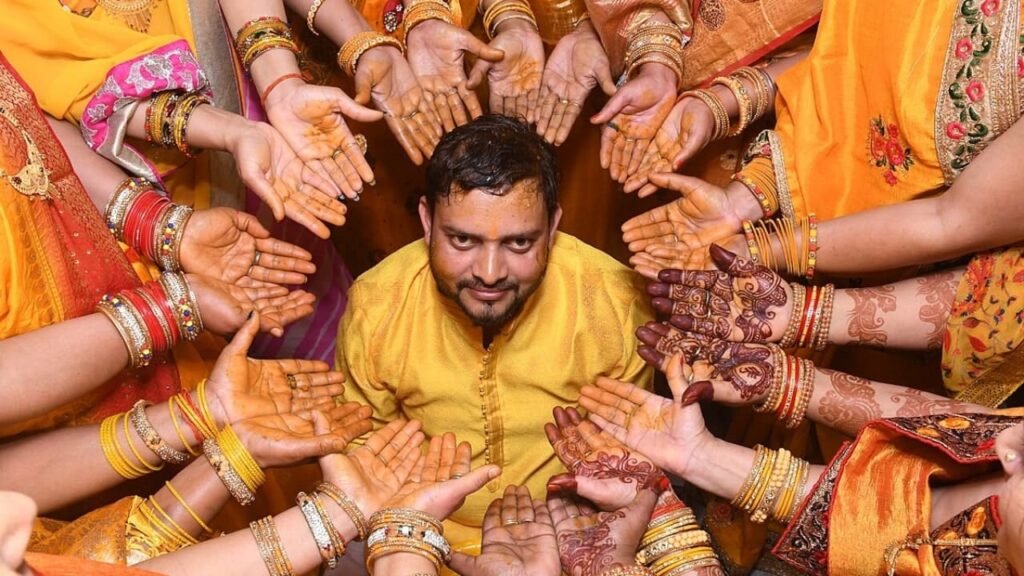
<box><xmin>0</xmin><ymin>103</ymin><xmax>52</xmax><ymax>200</ymax></box>
<box><xmin>94</xmin><ymin>0</ymin><xmax>160</xmax><ymax>33</ymax></box>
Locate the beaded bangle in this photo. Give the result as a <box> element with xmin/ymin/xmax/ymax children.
<box><xmin>732</xmin><ymin>66</ymin><xmax>773</xmax><ymax>122</ymax></box>
<box><xmin>153</xmin><ymin>203</ymin><xmax>192</xmax><ymax>272</ymax></box>
<box><xmin>105</xmin><ymin>178</ymin><xmax>155</xmax><ymax>238</ymax></box>
<box><xmin>159</xmin><ymin>272</ymin><xmax>203</xmax><ymax>341</ymax></box>
<box><xmin>637</xmin><ymin>530</ymin><xmax>711</xmax><ymax>565</ymax></box>
<box><xmin>307</xmin><ymin>0</ymin><xmax>327</xmax><ymax>34</ymax></box>
<box><xmin>337</xmin><ymin>32</ymin><xmax>405</xmax><ymax>77</ymax></box>
<box><xmin>235</xmin><ymin>17</ymin><xmax>299</xmax><ymax>72</ymax></box>
<box><xmin>812</xmin><ymin>284</ymin><xmax>836</xmax><ymax>350</ymax></box>
<box><xmin>317</xmin><ymin>482</ymin><xmax>370</xmax><ymax>540</ymax></box>
<box><xmin>251</xmin><ymin>516</ymin><xmax>295</xmax><ymax>576</ymax></box>
<box><xmin>97</xmin><ymin>294</ymin><xmax>153</xmax><ymax>368</ymax></box>
<box><xmin>778</xmin><ymin>284</ymin><xmax>805</xmax><ymax>348</ymax></box>
<box><xmin>297</xmin><ymin>491</ymin><xmax>345</xmax><ymax>568</ymax></box>
<box><xmin>203</xmin><ymin>437</ymin><xmax>256</xmax><ymax>506</ymax></box>
<box><xmin>366</xmin><ymin>508</ymin><xmax>449</xmax><ymax>572</ymax></box>
<box><xmin>805</xmin><ymin>214</ymin><xmax>819</xmax><ymax>280</ymax></box>
<box><xmin>129</xmin><ymin>400</ymin><xmax>191</xmax><ymax>464</ymax></box>
<box><xmin>734</xmin><ymin>174</ymin><xmax>774</xmax><ymax>220</ymax></box>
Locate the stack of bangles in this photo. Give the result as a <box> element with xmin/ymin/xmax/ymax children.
<box><xmin>105</xmin><ymin>177</ymin><xmax>192</xmax><ymax>272</ymax></box>
<box><xmin>366</xmin><ymin>508</ymin><xmax>451</xmax><ymax>573</ymax></box>
<box><xmin>403</xmin><ymin>0</ymin><xmax>455</xmax><ymax>40</ymax></box>
<box><xmin>482</xmin><ymin>0</ymin><xmax>538</xmax><ymax>39</ymax></box>
<box><xmin>635</xmin><ymin>500</ymin><xmax>721</xmax><ymax>574</ymax></box>
<box><xmin>731</xmin><ymin>157</ymin><xmax>779</xmax><ymax>219</ymax></box>
<box><xmin>679</xmin><ymin>65</ymin><xmax>775</xmax><ymax>140</ymax></box>
<box><xmin>234</xmin><ymin>16</ymin><xmax>299</xmax><ymax>73</ymax></box>
<box><xmin>778</xmin><ymin>283</ymin><xmax>836</xmax><ymax>350</ymax></box>
<box><xmin>144</xmin><ymin>89</ymin><xmax>211</xmax><ymax>157</ymax></box>
<box><xmin>291</xmin><ymin>482</ymin><xmax>369</xmax><ymax>570</ymax></box>
<box><xmin>94</xmin><ymin>272</ymin><xmax>202</xmax><ymax>369</ymax></box>
<box><xmin>731</xmin><ymin>445</ymin><xmax>811</xmax><ymax>525</ymax></box>
<box><xmin>754</xmin><ymin>345</ymin><xmax>814</xmax><ymax>429</ymax></box>
<box><xmin>741</xmin><ymin>214</ymin><xmax>820</xmax><ymax>280</ymax></box>
<box><xmin>337</xmin><ymin>31</ymin><xmax>405</xmax><ymax>78</ymax></box>
<box><xmin>623</xmin><ymin>21</ymin><xmax>683</xmax><ymax>88</ymax></box>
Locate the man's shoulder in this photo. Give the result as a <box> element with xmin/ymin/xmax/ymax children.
<box><xmin>348</xmin><ymin>240</ymin><xmax>429</xmax><ymax>304</ymax></box>
<box><xmin>549</xmin><ymin>233</ymin><xmax>644</xmax><ymax>293</ymax></box>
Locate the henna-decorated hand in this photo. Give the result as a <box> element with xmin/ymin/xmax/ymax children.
<box><xmin>635</xmin><ymin>323</ymin><xmax>777</xmax><ymax>403</ymax></box>
<box><xmin>648</xmin><ymin>244</ymin><xmax>793</xmax><ymax>343</ymax></box>
<box><xmin>624</xmin><ymin>95</ymin><xmax>716</xmax><ymax>197</ymax></box>
<box><xmin>591</xmin><ymin>62</ymin><xmax>677</xmax><ymax>183</ymax></box>
<box><xmin>235</xmin><ymin>403</ymin><xmax>371</xmax><ymax>469</ymax></box>
<box><xmin>548</xmin><ymin>488</ymin><xmax>657</xmax><ymax>576</ymax></box>
<box><xmin>386</xmin><ymin>432</ymin><xmax>501</xmax><ymax>520</ymax></box>
<box><xmin>319</xmin><ymin>419</ymin><xmax>426</xmax><ymax>519</ymax></box>
<box><xmin>535</xmin><ymin>21</ymin><xmax>616</xmax><ymax>146</ymax></box>
<box><xmin>467</xmin><ymin>21</ymin><xmax>545</xmax><ymax>122</ymax></box>
<box><xmin>545</xmin><ymin>407</ymin><xmax>668</xmax><ymax>511</ymax></box>
<box><xmin>998</xmin><ymin>422</ymin><xmax>1024</xmax><ymax>572</ymax></box>
<box><xmin>263</xmin><ymin>78</ymin><xmax>381</xmax><ymax>200</ymax></box>
<box><xmin>354</xmin><ymin>45</ymin><xmax>443</xmax><ymax>165</ymax></box>
<box><xmin>203</xmin><ymin>312</ymin><xmax>346</xmax><ymax>428</ymax></box>
<box><xmin>450</xmin><ymin>486</ymin><xmax>561</xmax><ymax>576</ymax></box>
<box><xmin>621</xmin><ymin>174</ymin><xmax>747</xmax><ymax>279</ymax></box>
<box><xmin>578</xmin><ymin>355</ymin><xmax>717</xmax><ymax>481</ymax></box>
<box><xmin>406</xmin><ymin>20</ymin><xmax>505</xmax><ymax>132</ymax></box>
<box><xmin>186</xmin><ymin>273</ymin><xmax>316</xmax><ymax>338</ymax></box>
<box><xmin>180</xmin><ymin>207</ymin><xmax>316</xmax><ymax>288</ymax></box>
<box><xmin>226</xmin><ymin>119</ymin><xmax>347</xmax><ymax>239</ymax></box>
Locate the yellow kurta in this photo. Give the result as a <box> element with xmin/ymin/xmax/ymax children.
<box><xmin>337</xmin><ymin>232</ymin><xmax>654</xmax><ymax>553</ymax></box>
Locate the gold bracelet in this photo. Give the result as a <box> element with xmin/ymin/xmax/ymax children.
<box><xmin>129</xmin><ymin>400</ymin><xmax>190</xmax><ymax>465</ymax></box>
<box><xmin>297</xmin><ymin>491</ymin><xmax>345</xmax><ymax>568</ymax></box>
<box><xmin>251</xmin><ymin>516</ymin><xmax>295</xmax><ymax>576</ymax></box>
<box><xmin>203</xmin><ymin>437</ymin><xmax>256</xmax><ymax>506</ymax></box>
<box><xmin>637</xmin><ymin>529</ymin><xmax>712</xmax><ymax>565</ymax></box>
<box><xmin>317</xmin><ymin>482</ymin><xmax>369</xmax><ymax>540</ymax></box>
<box><xmin>122</xmin><ymin>402</ymin><xmax>165</xmax><ymax>473</ymax></box>
<box><xmin>597</xmin><ymin>565</ymin><xmax>655</xmax><ymax>576</ymax></box>
<box><xmin>168</xmin><ymin>397</ymin><xmax>200</xmax><ymax>456</ymax></box>
<box><xmin>403</xmin><ymin>0</ymin><xmax>454</xmax><ymax>37</ymax></box>
<box><xmin>732</xmin><ymin>66</ymin><xmax>771</xmax><ymax>121</ymax></box>
<box><xmin>217</xmin><ymin>424</ymin><xmax>265</xmax><ymax>492</ymax></box>
<box><xmin>100</xmin><ymin>413</ymin><xmax>149</xmax><ymax>479</ymax></box>
<box><xmin>96</xmin><ymin>294</ymin><xmax>153</xmax><ymax>368</ymax></box>
<box><xmin>482</xmin><ymin>0</ymin><xmax>537</xmax><ymax>38</ymax></box>
<box><xmin>306</xmin><ymin>0</ymin><xmax>327</xmax><ymax>35</ymax></box>
<box><xmin>159</xmin><ymin>272</ymin><xmax>203</xmax><ymax>342</ymax></box>
<box><xmin>165</xmin><ymin>481</ymin><xmax>214</xmax><ymax>534</ymax></box>
<box><xmin>104</xmin><ymin>177</ymin><xmax>150</xmax><ymax>238</ymax></box>
<box><xmin>148</xmin><ymin>496</ymin><xmax>200</xmax><ymax>546</ymax></box>
<box><xmin>712</xmin><ymin>75</ymin><xmax>753</xmax><ymax>137</ymax></box>
<box><xmin>337</xmin><ymin>31</ymin><xmax>404</xmax><ymax>77</ymax></box>
<box><xmin>679</xmin><ymin>89</ymin><xmax>729</xmax><ymax>140</ymax></box>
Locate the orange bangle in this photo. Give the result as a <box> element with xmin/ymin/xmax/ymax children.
<box><xmin>260</xmin><ymin>72</ymin><xmax>305</xmax><ymax>104</ymax></box>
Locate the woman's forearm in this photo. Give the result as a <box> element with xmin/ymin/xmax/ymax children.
<box><xmin>808</xmin><ymin>368</ymin><xmax>988</xmax><ymax>437</ymax></box>
<box><xmin>824</xmin><ymin>268</ymin><xmax>964</xmax><ymax>350</ymax></box>
<box><xmin>283</xmin><ymin>0</ymin><xmax>372</xmax><ymax>45</ymax></box>
<box><xmin>814</xmin><ymin>116</ymin><xmax>1024</xmax><ymax>274</ymax></box>
<box><xmin>0</xmin><ymin>314</ymin><xmax>129</xmax><ymax>427</ymax></box>
<box><xmin>219</xmin><ymin>0</ymin><xmax>305</xmax><ymax>94</ymax></box>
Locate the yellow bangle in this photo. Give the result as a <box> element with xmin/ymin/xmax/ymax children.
<box><xmin>166</xmin><ymin>481</ymin><xmax>214</xmax><ymax>534</ymax></box>
<box><xmin>218</xmin><ymin>424</ymin><xmax>266</xmax><ymax>492</ymax></box>
<box><xmin>100</xmin><ymin>413</ymin><xmax>148</xmax><ymax>479</ymax></box>
<box><xmin>336</xmin><ymin>31</ymin><xmax>405</xmax><ymax>77</ymax></box>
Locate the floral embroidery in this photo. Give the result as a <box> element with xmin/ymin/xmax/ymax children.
<box><xmin>934</xmin><ymin>0</ymin><xmax>1021</xmax><ymax>184</ymax></box>
<box><xmin>930</xmin><ymin>497</ymin><xmax>1013</xmax><ymax>575</ymax></box>
<box><xmin>868</xmin><ymin>117</ymin><xmax>914</xmax><ymax>186</ymax></box>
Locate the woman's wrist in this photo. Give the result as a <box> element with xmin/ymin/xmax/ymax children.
<box><xmin>725</xmin><ymin>180</ymin><xmax>766</xmax><ymax>222</ymax></box>
<box><xmin>372</xmin><ymin>551</ymin><xmax>437</xmax><ymax>576</ymax></box>
<box><xmin>187</xmin><ymin>105</ymin><xmax>252</xmax><ymax>152</ymax></box>
<box><xmin>250</xmin><ymin>48</ymin><xmax>303</xmax><ymax>95</ymax></box>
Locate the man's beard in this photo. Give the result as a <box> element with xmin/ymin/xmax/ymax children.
<box><xmin>431</xmin><ymin>267</ymin><xmax>543</xmax><ymax>329</ymax></box>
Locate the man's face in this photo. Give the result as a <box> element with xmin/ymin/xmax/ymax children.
<box><xmin>420</xmin><ymin>180</ymin><xmax>562</xmax><ymax>329</ymax></box>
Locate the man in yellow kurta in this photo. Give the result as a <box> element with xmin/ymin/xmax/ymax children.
<box><xmin>336</xmin><ymin>115</ymin><xmax>653</xmax><ymax>553</ymax></box>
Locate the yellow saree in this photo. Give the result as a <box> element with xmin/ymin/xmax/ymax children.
<box><xmin>774</xmin><ymin>413</ymin><xmax>1022</xmax><ymax>575</ymax></box>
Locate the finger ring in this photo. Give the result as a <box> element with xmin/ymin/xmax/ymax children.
<box><xmin>606</xmin><ymin>121</ymin><xmax>621</xmax><ymax>132</ymax></box>
<box><xmin>671</xmin><ymin>233</ymin><xmax>679</xmax><ymax>244</ymax></box>
<box><xmin>354</xmin><ymin>134</ymin><xmax>368</xmax><ymax>154</ymax></box>
<box><xmin>253</xmin><ymin>251</ymin><xmax>262</xmax><ymax>267</ymax></box>
<box><xmin>451</xmin><ymin>473</ymin><xmax>464</xmax><ymax>479</ymax></box>
<box><xmin>286</xmin><ymin>374</ymin><xmax>298</xmax><ymax>390</ymax></box>
<box><xmin>503</xmin><ymin>519</ymin><xmax>519</xmax><ymax>526</ymax></box>
<box><xmin>376</xmin><ymin>453</ymin><xmax>388</xmax><ymax>464</ymax></box>
<box><xmin>332</xmin><ymin>146</ymin><xmax>344</xmax><ymax>160</ymax></box>
<box><xmin>401</xmin><ymin>110</ymin><xmax>419</xmax><ymax>120</ymax></box>
<box><xmin>558</xmin><ymin>98</ymin><xmax>571</xmax><ymax>105</ymax></box>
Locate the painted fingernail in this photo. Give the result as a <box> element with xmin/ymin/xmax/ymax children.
<box><xmin>368</xmin><ymin>179</ymin><xmax>377</xmax><ymax>187</ymax></box>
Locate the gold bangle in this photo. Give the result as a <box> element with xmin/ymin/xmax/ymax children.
<box><xmin>122</xmin><ymin>402</ymin><xmax>165</xmax><ymax>473</ymax></box>
<box><xmin>732</xmin><ymin>66</ymin><xmax>771</xmax><ymax>120</ymax></box>
<box><xmin>96</xmin><ymin>294</ymin><xmax>153</xmax><ymax>368</ymax></box>
<box><xmin>196</xmin><ymin>379</ymin><xmax>219</xmax><ymax>437</ymax></box>
<box><xmin>148</xmin><ymin>496</ymin><xmax>199</xmax><ymax>545</ymax></box>
<box><xmin>100</xmin><ymin>413</ymin><xmax>148</xmax><ymax>479</ymax></box>
<box><xmin>251</xmin><ymin>516</ymin><xmax>295</xmax><ymax>576</ymax></box>
<box><xmin>168</xmin><ymin>396</ymin><xmax>200</xmax><ymax>456</ymax></box>
<box><xmin>297</xmin><ymin>491</ymin><xmax>345</xmax><ymax>568</ymax></box>
<box><xmin>165</xmin><ymin>480</ymin><xmax>213</xmax><ymax>534</ymax></box>
<box><xmin>159</xmin><ymin>271</ymin><xmax>203</xmax><ymax>342</ymax></box>
<box><xmin>403</xmin><ymin>0</ymin><xmax>454</xmax><ymax>37</ymax></box>
<box><xmin>217</xmin><ymin>424</ymin><xmax>265</xmax><ymax>492</ymax></box>
<box><xmin>679</xmin><ymin>89</ymin><xmax>729</xmax><ymax>140</ymax></box>
<box><xmin>483</xmin><ymin>0</ymin><xmax>536</xmax><ymax>38</ymax></box>
<box><xmin>317</xmin><ymin>482</ymin><xmax>370</xmax><ymax>540</ymax></box>
<box><xmin>712</xmin><ymin>75</ymin><xmax>753</xmax><ymax>137</ymax></box>
<box><xmin>337</xmin><ymin>31</ymin><xmax>405</xmax><ymax>78</ymax></box>
<box><xmin>130</xmin><ymin>400</ymin><xmax>190</xmax><ymax>465</ymax></box>
<box><xmin>307</xmin><ymin>0</ymin><xmax>327</xmax><ymax>35</ymax></box>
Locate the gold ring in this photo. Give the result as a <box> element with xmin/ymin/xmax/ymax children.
<box><xmin>376</xmin><ymin>453</ymin><xmax>388</xmax><ymax>464</ymax></box>
<box><xmin>253</xmin><ymin>251</ymin><xmax>262</xmax><ymax>267</ymax></box>
<box><xmin>286</xmin><ymin>374</ymin><xmax>298</xmax><ymax>390</ymax></box>
<box><xmin>558</xmin><ymin>98</ymin><xmax>571</xmax><ymax>105</ymax></box>
<box><xmin>354</xmin><ymin>134</ymin><xmax>367</xmax><ymax>154</ymax></box>
<box><xmin>503</xmin><ymin>518</ymin><xmax>519</xmax><ymax>526</ymax></box>
<box><xmin>451</xmin><ymin>473</ymin><xmax>464</xmax><ymax>479</ymax></box>
<box><xmin>401</xmin><ymin>110</ymin><xmax>419</xmax><ymax>120</ymax></box>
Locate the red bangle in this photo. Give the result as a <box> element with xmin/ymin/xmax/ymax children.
<box><xmin>260</xmin><ymin>72</ymin><xmax>305</xmax><ymax>104</ymax></box>
<box><xmin>182</xmin><ymin>391</ymin><xmax>208</xmax><ymax>442</ymax></box>
<box><xmin>794</xmin><ymin>286</ymin><xmax>816</xmax><ymax>348</ymax></box>
<box><xmin>121</xmin><ymin>289</ymin><xmax>168</xmax><ymax>352</ymax></box>
<box><xmin>123</xmin><ymin>190</ymin><xmax>171</xmax><ymax>261</ymax></box>
<box><xmin>140</xmin><ymin>280</ymin><xmax>181</xmax><ymax>343</ymax></box>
